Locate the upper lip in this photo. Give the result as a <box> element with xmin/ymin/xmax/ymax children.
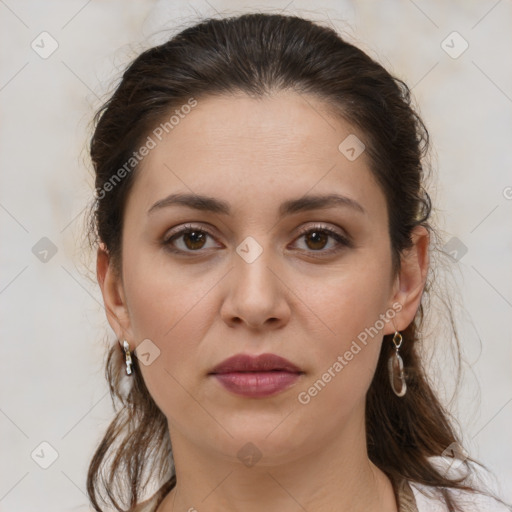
<box><xmin>209</xmin><ymin>353</ymin><xmax>303</xmax><ymax>374</ymax></box>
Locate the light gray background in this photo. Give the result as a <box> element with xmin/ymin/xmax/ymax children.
<box><xmin>1</xmin><ymin>1</ymin><xmax>511</xmax><ymax>511</ymax></box>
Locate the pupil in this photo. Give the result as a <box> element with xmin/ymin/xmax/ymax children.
<box><xmin>185</xmin><ymin>231</ymin><xmax>205</xmax><ymax>249</ymax></box>
<box><xmin>308</xmin><ymin>231</ymin><xmax>327</xmax><ymax>250</ymax></box>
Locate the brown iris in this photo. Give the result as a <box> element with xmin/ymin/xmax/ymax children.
<box><xmin>304</xmin><ymin>230</ymin><xmax>329</xmax><ymax>251</ymax></box>
<box><xmin>183</xmin><ymin>230</ymin><xmax>207</xmax><ymax>250</ymax></box>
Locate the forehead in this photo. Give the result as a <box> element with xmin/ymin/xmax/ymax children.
<box><xmin>154</xmin><ymin>91</ymin><xmax>349</xmax><ymax>161</ymax></box>
<box><xmin>126</xmin><ymin>91</ymin><xmax>386</xmax><ymax>222</ymax></box>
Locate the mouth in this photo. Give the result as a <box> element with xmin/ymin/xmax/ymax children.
<box><xmin>209</xmin><ymin>353</ymin><xmax>303</xmax><ymax>374</ymax></box>
<box><xmin>208</xmin><ymin>353</ymin><xmax>304</xmax><ymax>398</ymax></box>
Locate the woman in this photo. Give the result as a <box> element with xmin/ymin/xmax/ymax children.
<box><xmin>86</xmin><ymin>12</ymin><xmax>510</xmax><ymax>512</ymax></box>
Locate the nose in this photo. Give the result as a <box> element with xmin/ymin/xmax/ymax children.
<box><xmin>220</xmin><ymin>246</ymin><xmax>291</xmax><ymax>331</ymax></box>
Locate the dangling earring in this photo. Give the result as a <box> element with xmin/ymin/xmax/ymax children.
<box><xmin>122</xmin><ymin>340</ymin><xmax>133</xmax><ymax>376</ymax></box>
<box><xmin>388</xmin><ymin>331</ymin><xmax>407</xmax><ymax>397</ymax></box>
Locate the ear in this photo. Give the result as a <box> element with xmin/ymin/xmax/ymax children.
<box><xmin>384</xmin><ymin>226</ymin><xmax>430</xmax><ymax>335</ymax></box>
<box><xmin>96</xmin><ymin>245</ymin><xmax>134</xmax><ymax>342</ymax></box>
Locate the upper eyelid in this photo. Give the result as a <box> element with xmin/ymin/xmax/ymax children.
<box><xmin>164</xmin><ymin>223</ymin><xmax>217</xmax><ymax>241</ymax></box>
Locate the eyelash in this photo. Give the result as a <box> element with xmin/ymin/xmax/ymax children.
<box><xmin>162</xmin><ymin>223</ymin><xmax>352</xmax><ymax>257</ymax></box>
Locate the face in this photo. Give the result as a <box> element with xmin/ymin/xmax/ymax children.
<box><xmin>100</xmin><ymin>90</ymin><xmax>424</xmax><ymax>465</ymax></box>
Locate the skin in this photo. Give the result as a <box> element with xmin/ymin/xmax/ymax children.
<box><xmin>97</xmin><ymin>90</ymin><xmax>429</xmax><ymax>512</ymax></box>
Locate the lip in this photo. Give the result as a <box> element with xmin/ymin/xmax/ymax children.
<box><xmin>209</xmin><ymin>353</ymin><xmax>304</xmax><ymax>398</ymax></box>
<box><xmin>209</xmin><ymin>353</ymin><xmax>303</xmax><ymax>374</ymax></box>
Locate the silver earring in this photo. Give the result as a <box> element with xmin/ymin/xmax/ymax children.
<box><xmin>122</xmin><ymin>340</ymin><xmax>133</xmax><ymax>376</ymax></box>
<box><xmin>388</xmin><ymin>331</ymin><xmax>407</xmax><ymax>397</ymax></box>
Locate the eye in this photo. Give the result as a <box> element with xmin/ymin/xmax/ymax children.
<box><xmin>162</xmin><ymin>223</ymin><xmax>352</xmax><ymax>256</ymax></box>
<box><xmin>163</xmin><ymin>224</ymin><xmax>219</xmax><ymax>253</ymax></box>
<box><xmin>292</xmin><ymin>224</ymin><xmax>352</xmax><ymax>255</ymax></box>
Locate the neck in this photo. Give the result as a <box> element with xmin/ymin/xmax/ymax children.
<box><xmin>157</xmin><ymin>411</ymin><xmax>398</xmax><ymax>512</ymax></box>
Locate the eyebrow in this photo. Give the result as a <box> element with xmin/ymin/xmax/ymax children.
<box><xmin>147</xmin><ymin>192</ymin><xmax>366</xmax><ymax>217</ymax></box>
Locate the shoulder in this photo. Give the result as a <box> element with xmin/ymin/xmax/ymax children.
<box><xmin>406</xmin><ymin>455</ymin><xmax>511</xmax><ymax>512</ymax></box>
<box><xmin>409</xmin><ymin>481</ymin><xmax>511</xmax><ymax>512</ymax></box>
<box><xmin>132</xmin><ymin>494</ymin><xmax>160</xmax><ymax>512</ymax></box>
<box><xmin>68</xmin><ymin>495</ymin><xmax>159</xmax><ymax>512</ymax></box>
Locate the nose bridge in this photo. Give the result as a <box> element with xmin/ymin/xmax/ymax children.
<box><xmin>234</xmin><ymin>236</ymin><xmax>277</xmax><ymax>302</ymax></box>
<box><xmin>222</xmin><ymin>235</ymin><xmax>288</xmax><ymax>328</ymax></box>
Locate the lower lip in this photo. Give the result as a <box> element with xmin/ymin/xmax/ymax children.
<box><xmin>211</xmin><ymin>371</ymin><xmax>302</xmax><ymax>397</ymax></box>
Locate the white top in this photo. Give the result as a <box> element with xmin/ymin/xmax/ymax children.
<box><xmin>73</xmin><ymin>457</ymin><xmax>511</xmax><ymax>512</ymax></box>
<box><xmin>409</xmin><ymin>481</ymin><xmax>511</xmax><ymax>511</ymax></box>
<box><xmin>72</xmin><ymin>484</ymin><xmax>511</xmax><ymax>512</ymax></box>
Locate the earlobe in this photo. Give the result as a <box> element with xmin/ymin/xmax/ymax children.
<box><xmin>96</xmin><ymin>246</ymin><xmax>133</xmax><ymax>341</ymax></box>
<box><xmin>388</xmin><ymin>226</ymin><xmax>430</xmax><ymax>333</ymax></box>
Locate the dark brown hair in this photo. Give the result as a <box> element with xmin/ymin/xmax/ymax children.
<box><xmin>86</xmin><ymin>12</ymin><xmax>507</xmax><ymax>512</ymax></box>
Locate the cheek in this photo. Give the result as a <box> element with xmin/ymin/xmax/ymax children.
<box><xmin>124</xmin><ymin>271</ymin><xmax>215</xmax><ymax>374</ymax></box>
<box><xmin>301</xmin><ymin>260</ymin><xmax>392</xmax><ymax>389</ymax></box>
<box><xmin>125</xmin><ymin>274</ymin><xmax>213</xmax><ymax>422</ymax></box>
<box><xmin>121</xmin><ymin>244</ymin><xmax>221</xmax><ymax>411</ymax></box>
<box><xmin>309</xmin><ymin>257</ymin><xmax>392</xmax><ymax>339</ymax></box>
<box><xmin>294</xmin><ymin>296</ymin><xmax>388</xmax><ymax>425</ymax></box>
<box><xmin>122</xmin><ymin>237</ymin><xmax>214</xmax><ymax>339</ymax></box>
